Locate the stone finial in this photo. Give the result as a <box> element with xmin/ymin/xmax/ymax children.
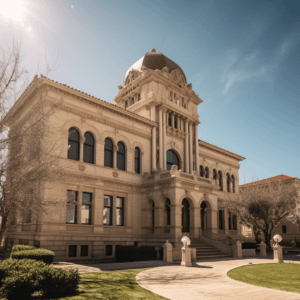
<box><xmin>151</xmin><ymin>48</ymin><xmax>156</xmax><ymax>52</ymax></box>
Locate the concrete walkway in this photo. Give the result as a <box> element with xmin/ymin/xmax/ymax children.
<box><xmin>136</xmin><ymin>257</ymin><xmax>300</xmax><ymax>300</ymax></box>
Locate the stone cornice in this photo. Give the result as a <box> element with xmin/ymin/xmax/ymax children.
<box><xmin>198</xmin><ymin>152</ymin><xmax>240</xmax><ymax>170</ymax></box>
<box><xmin>199</xmin><ymin>140</ymin><xmax>245</xmax><ymax>162</ymax></box>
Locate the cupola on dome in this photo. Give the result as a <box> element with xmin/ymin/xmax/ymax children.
<box><xmin>124</xmin><ymin>49</ymin><xmax>187</xmax><ymax>84</ymax></box>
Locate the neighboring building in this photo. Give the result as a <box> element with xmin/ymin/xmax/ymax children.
<box><xmin>3</xmin><ymin>49</ymin><xmax>245</xmax><ymax>261</ymax></box>
<box><xmin>240</xmin><ymin>175</ymin><xmax>300</xmax><ymax>243</ymax></box>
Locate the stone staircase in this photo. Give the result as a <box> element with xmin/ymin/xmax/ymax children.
<box><xmin>190</xmin><ymin>240</ymin><xmax>231</xmax><ymax>260</ymax></box>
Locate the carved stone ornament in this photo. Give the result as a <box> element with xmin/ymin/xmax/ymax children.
<box><xmin>113</xmin><ymin>172</ymin><xmax>118</xmax><ymax>178</ymax></box>
<box><xmin>124</xmin><ymin>69</ymin><xmax>141</xmax><ymax>86</ymax></box>
<box><xmin>78</xmin><ymin>165</ymin><xmax>86</xmax><ymax>172</ymax></box>
<box><xmin>170</xmin><ymin>69</ymin><xmax>186</xmax><ymax>87</ymax></box>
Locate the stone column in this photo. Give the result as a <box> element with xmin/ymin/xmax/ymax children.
<box><xmin>233</xmin><ymin>240</ymin><xmax>243</xmax><ymax>258</ymax></box>
<box><xmin>163</xmin><ymin>240</ymin><xmax>173</xmax><ymax>262</ymax></box>
<box><xmin>113</xmin><ymin>145</ymin><xmax>117</xmax><ymax>169</ymax></box>
<box><xmin>154</xmin><ymin>206</ymin><xmax>164</xmax><ymax>234</ymax></box>
<box><xmin>170</xmin><ymin>204</ymin><xmax>182</xmax><ymax>237</ymax></box>
<box><xmin>185</xmin><ymin>120</ymin><xmax>189</xmax><ymax>174</ymax></box>
<box><xmin>163</xmin><ymin>109</ymin><xmax>167</xmax><ymax>170</ymax></box>
<box><xmin>194</xmin><ymin>123</ymin><xmax>199</xmax><ymax>174</ymax></box>
<box><xmin>192</xmin><ymin>207</ymin><xmax>200</xmax><ymax>239</ymax></box>
<box><xmin>171</xmin><ymin>113</ymin><xmax>175</xmax><ymax>127</ymax></box>
<box><xmin>150</xmin><ymin>105</ymin><xmax>156</xmax><ymax>121</ymax></box>
<box><xmin>158</xmin><ymin>108</ymin><xmax>163</xmax><ymax>170</ymax></box>
<box><xmin>273</xmin><ymin>245</ymin><xmax>283</xmax><ymax>263</ymax></box>
<box><xmin>80</xmin><ymin>135</ymin><xmax>84</xmax><ymax>162</ymax></box>
<box><xmin>224</xmin><ymin>207</ymin><xmax>229</xmax><ymax>235</ymax></box>
<box><xmin>152</xmin><ymin>127</ymin><xmax>157</xmax><ymax>171</ymax></box>
<box><xmin>189</xmin><ymin>123</ymin><xmax>193</xmax><ymax>173</ymax></box>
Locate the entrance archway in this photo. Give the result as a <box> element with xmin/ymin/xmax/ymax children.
<box><xmin>200</xmin><ymin>200</ymin><xmax>211</xmax><ymax>237</ymax></box>
<box><xmin>182</xmin><ymin>198</ymin><xmax>190</xmax><ymax>233</ymax></box>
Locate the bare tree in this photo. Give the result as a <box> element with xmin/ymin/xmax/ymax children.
<box><xmin>226</xmin><ymin>179</ymin><xmax>299</xmax><ymax>250</ymax></box>
<box><xmin>0</xmin><ymin>42</ymin><xmax>64</xmax><ymax>245</ymax></box>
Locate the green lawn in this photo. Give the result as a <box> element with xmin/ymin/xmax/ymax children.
<box><xmin>228</xmin><ymin>263</ymin><xmax>300</xmax><ymax>293</ymax></box>
<box><xmin>55</xmin><ymin>268</ymin><xmax>166</xmax><ymax>300</ymax></box>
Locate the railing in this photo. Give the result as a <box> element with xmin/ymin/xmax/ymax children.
<box><xmin>199</xmin><ymin>235</ymin><xmax>233</xmax><ymax>256</ymax></box>
<box><xmin>180</xmin><ymin>173</ymin><xmax>193</xmax><ymax>180</ymax></box>
<box><xmin>160</xmin><ymin>173</ymin><xmax>171</xmax><ymax>179</ymax></box>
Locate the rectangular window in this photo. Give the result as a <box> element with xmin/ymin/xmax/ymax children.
<box><xmin>233</xmin><ymin>214</ymin><xmax>237</xmax><ymax>230</ymax></box>
<box><xmin>80</xmin><ymin>245</ymin><xmax>89</xmax><ymax>257</ymax></box>
<box><xmin>106</xmin><ymin>245</ymin><xmax>113</xmax><ymax>256</ymax></box>
<box><xmin>219</xmin><ymin>210</ymin><xmax>224</xmax><ymax>230</ymax></box>
<box><xmin>82</xmin><ymin>192</ymin><xmax>92</xmax><ymax>224</ymax></box>
<box><xmin>66</xmin><ymin>190</ymin><xmax>78</xmax><ymax>224</ymax></box>
<box><xmin>103</xmin><ymin>195</ymin><xmax>112</xmax><ymax>225</ymax></box>
<box><xmin>282</xmin><ymin>225</ymin><xmax>287</xmax><ymax>234</ymax></box>
<box><xmin>138</xmin><ymin>93</ymin><xmax>141</xmax><ymax>101</ymax></box>
<box><xmin>116</xmin><ymin>197</ymin><xmax>124</xmax><ymax>226</ymax></box>
<box><xmin>69</xmin><ymin>245</ymin><xmax>77</xmax><ymax>257</ymax></box>
<box><xmin>125</xmin><ymin>101</ymin><xmax>128</xmax><ymax>109</ymax></box>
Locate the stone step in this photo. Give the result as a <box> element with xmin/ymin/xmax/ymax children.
<box><xmin>196</xmin><ymin>250</ymin><xmax>221</xmax><ymax>254</ymax></box>
<box><xmin>196</xmin><ymin>254</ymin><xmax>231</xmax><ymax>259</ymax></box>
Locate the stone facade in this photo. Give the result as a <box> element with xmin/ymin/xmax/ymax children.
<box><xmin>3</xmin><ymin>49</ymin><xmax>245</xmax><ymax>261</ymax></box>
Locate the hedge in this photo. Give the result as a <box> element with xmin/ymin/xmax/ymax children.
<box><xmin>242</xmin><ymin>242</ymin><xmax>257</xmax><ymax>249</ymax></box>
<box><xmin>0</xmin><ymin>259</ymin><xmax>79</xmax><ymax>299</ymax></box>
<box><xmin>11</xmin><ymin>245</ymin><xmax>37</xmax><ymax>252</ymax></box>
<box><xmin>11</xmin><ymin>249</ymin><xmax>55</xmax><ymax>264</ymax></box>
<box><xmin>115</xmin><ymin>246</ymin><xmax>139</xmax><ymax>262</ymax></box>
<box><xmin>138</xmin><ymin>246</ymin><xmax>156</xmax><ymax>261</ymax></box>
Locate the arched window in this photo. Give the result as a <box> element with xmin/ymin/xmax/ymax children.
<box><xmin>117</xmin><ymin>141</ymin><xmax>126</xmax><ymax>171</ymax></box>
<box><xmin>232</xmin><ymin>175</ymin><xmax>235</xmax><ymax>193</ymax></box>
<box><xmin>199</xmin><ymin>165</ymin><xmax>204</xmax><ymax>177</ymax></box>
<box><xmin>135</xmin><ymin>147</ymin><xmax>141</xmax><ymax>174</ymax></box>
<box><xmin>83</xmin><ymin>132</ymin><xmax>94</xmax><ymax>164</ymax></box>
<box><xmin>213</xmin><ymin>169</ymin><xmax>217</xmax><ymax>180</ymax></box>
<box><xmin>165</xmin><ymin>199</ymin><xmax>171</xmax><ymax>226</ymax></box>
<box><xmin>68</xmin><ymin>127</ymin><xmax>80</xmax><ymax>160</ymax></box>
<box><xmin>227</xmin><ymin>173</ymin><xmax>231</xmax><ymax>192</ymax></box>
<box><xmin>166</xmin><ymin>150</ymin><xmax>179</xmax><ymax>171</ymax></box>
<box><xmin>218</xmin><ymin>171</ymin><xmax>223</xmax><ymax>191</ymax></box>
<box><xmin>104</xmin><ymin>138</ymin><xmax>113</xmax><ymax>168</ymax></box>
<box><xmin>205</xmin><ymin>167</ymin><xmax>209</xmax><ymax>178</ymax></box>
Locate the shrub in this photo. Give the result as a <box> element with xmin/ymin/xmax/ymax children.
<box><xmin>11</xmin><ymin>249</ymin><xmax>55</xmax><ymax>264</ymax></box>
<box><xmin>39</xmin><ymin>267</ymin><xmax>80</xmax><ymax>297</ymax></box>
<box><xmin>0</xmin><ymin>259</ymin><xmax>46</xmax><ymax>287</ymax></box>
<box><xmin>138</xmin><ymin>246</ymin><xmax>156</xmax><ymax>261</ymax></box>
<box><xmin>115</xmin><ymin>246</ymin><xmax>139</xmax><ymax>262</ymax></box>
<box><xmin>11</xmin><ymin>245</ymin><xmax>37</xmax><ymax>252</ymax></box>
<box><xmin>1</xmin><ymin>271</ymin><xmax>37</xmax><ymax>300</ymax></box>
<box><xmin>242</xmin><ymin>242</ymin><xmax>257</xmax><ymax>249</ymax></box>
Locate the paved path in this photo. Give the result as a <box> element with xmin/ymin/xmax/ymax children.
<box><xmin>136</xmin><ymin>258</ymin><xmax>300</xmax><ymax>300</ymax></box>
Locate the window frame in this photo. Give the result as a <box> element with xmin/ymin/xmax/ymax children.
<box><xmin>68</xmin><ymin>127</ymin><xmax>80</xmax><ymax>161</ymax></box>
<box><xmin>104</xmin><ymin>138</ymin><xmax>113</xmax><ymax>168</ymax></box>
<box><xmin>66</xmin><ymin>190</ymin><xmax>78</xmax><ymax>224</ymax></box>
<box><xmin>166</xmin><ymin>150</ymin><xmax>179</xmax><ymax>171</ymax></box>
<box><xmin>81</xmin><ymin>192</ymin><xmax>92</xmax><ymax>225</ymax></box>
<box><xmin>117</xmin><ymin>141</ymin><xmax>126</xmax><ymax>171</ymax></box>
<box><xmin>83</xmin><ymin>132</ymin><xmax>95</xmax><ymax>164</ymax></box>
<box><xmin>134</xmin><ymin>147</ymin><xmax>141</xmax><ymax>174</ymax></box>
<box><xmin>103</xmin><ymin>195</ymin><xmax>113</xmax><ymax>225</ymax></box>
<box><xmin>116</xmin><ymin>197</ymin><xmax>124</xmax><ymax>226</ymax></box>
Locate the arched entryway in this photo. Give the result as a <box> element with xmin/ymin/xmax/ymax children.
<box><xmin>182</xmin><ymin>198</ymin><xmax>190</xmax><ymax>233</ymax></box>
<box><xmin>200</xmin><ymin>200</ymin><xmax>211</xmax><ymax>237</ymax></box>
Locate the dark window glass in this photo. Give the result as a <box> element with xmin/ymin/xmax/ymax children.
<box><xmin>168</xmin><ymin>116</ymin><xmax>172</xmax><ymax>126</ymax></box>
<box><xmin>199</xmin><ymin>165</ymin><xmax>204</xmax><ymax>177</ymax></box>
<box><xmin>125</xmin><ymin>101</ymin><xmax>128</xmax><ymax>109</ymax></box>
<box><xmin>66</xmin><ymin>190</ymin><xmax>78</xmax><ymax>224</ymax></box>
<box><xmin>68</xmin><ymin>128</ymin><xmax>80</xmax><ymax>160</ymax></box>
<box><xmin>117</xmin><ymin>141</ymin><xmax>125</xmax><ymax>171</ymax></box>
<box><xmin>205</xmin><ymin>167</ymin><xmax>209</xmax><ymax>178</ymax></box>
<box><xmin>227</xmin><ymin>173</ymin><xmax>230</xmax><ymax>192</ymax></box>
<box><xmin>138</xmin><ymin>94</ymin><xmax>141</xmax><ymax>101</ymax></box>
<box><xmin>233</xmin><ymin>214</ymin><xmax>237</xmax><ymax>230</ymax></box>
<box><xmin>232</xmin><ymin>175</ymin><xmax>235</xmax><ymax>193</ymax></box>
<box><xmin>228</xmin><ymin>212</ymin><xmax>232</xmax><ymax>230</ymax></box>
<box><xmin>174</xmin><ymin>118</ymin><xmax>177</xmax><ymax>129</ymax></box>
<box><xmin>82</xmin><ymin>192</ymin><xmax>92</xmax><ymax>224</ymax></box>
<box><xmin>282</xmin><ymin>225</ymin><xmax>287</xmax><ymax>234</ymax></box>
<box><xmin>69</xmin><ymin>245</ymin><xmax>77</xmax><ymax>257</ymax></box>
<box><xmin>80</xmin><ymin>245</ymin><xmax>88</xmax><ymax>257</ymax></box>
<box><xmin>106</xmin><ymin>245</ymin><xmax>113</xmax><ymax>256</ymax></box>
<box><xmin>83</xmin><ymin>132</ymin><xmax>94</xmax><ymax>164</ymax></box>
<box><xmin>116</xmin><ymin>197</ymin><xmax>124</xmax><ymax>226</ymax></box>
<box><xmin>219</xmin><ymin>210</ymin><xmax>224</xmax><ymax>230</ymax></box>
<box><xmin>104</xmin><ymin>138</ymin><xmax>113</xmax><ymax>168</ymax></box>
<box><xmin>218</xmin><ymin>171</ymin><xmax>223</xmax><ymax>191</ymax></box>
<box><xmin>213</xmin><ymin>169</ymin><xmax>217</xmax><ymax>180</ymax></box>
<box><xmin>135</xmin><ymin>147</ymin><xmax>140</xmax><ymax>174</ymax></box>
<box><xmin>103</xmin><ymin>195</ymin><xmax>112</xmax><ymax>225</ymax></box>
<box><xmin>165</xmin><ymin>199</ymin><xmax>171</xmax><ymax>226</ymax></box>
<box><xmin>166</xmin><ymin>150</ymin><xmax>179</xmax><ymax>171</ymax></box>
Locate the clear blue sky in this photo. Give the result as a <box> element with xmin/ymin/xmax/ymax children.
<box><xmin>1</xmin><ymin>0</ymin><xmax>299</xmax><ymax>183</ymax></box>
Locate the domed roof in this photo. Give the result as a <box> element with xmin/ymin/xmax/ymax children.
<box><xmin>124</xmin><ymin>49</ymin><xmax>187</xmax><ymax>83</ymax></box>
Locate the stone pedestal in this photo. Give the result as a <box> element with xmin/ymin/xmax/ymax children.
<box><xmin>260</xmin><ymin>241</ymin><xmax>267</xmax><ymax>258</ymax></box>
<box><xmin>233</xmin><ymin>240</ymin><xmax>243</xmax><ymax>258</ymax></box>
<box><xmin>181</xmin><ymin>246</ymin><xmax>192</xmax><ymax>267</ymax></box>
<box><xmin>273</xmin><ymin>245</ymin><xmax>283</xmax><ymax>263</ymax></box>
<box><xmin>163</xmin><ymin>240</ymin><xmax>173</xmax><ymax>262</ymax></box>
<box><xmin>291</xmin><ymin>241</ymin><xmax>296</xmax><ymax>248</ymax></box>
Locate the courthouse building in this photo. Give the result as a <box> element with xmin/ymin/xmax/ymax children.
<box><xmin>4</xmin><ymin>49</ymin><xmax>245</xmax><ymax>261</ymax></box>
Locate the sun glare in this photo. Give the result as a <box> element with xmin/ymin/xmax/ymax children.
<box><xmin>0</xmin><ymin>0</ymin><xmax>28</xmax><ymax>23</ymax></box>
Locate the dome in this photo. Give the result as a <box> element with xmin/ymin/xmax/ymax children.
<box><xmin>124</xmin><ymin>49</ymin><xmax>187</xmax><ymax>84</ymax></box>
